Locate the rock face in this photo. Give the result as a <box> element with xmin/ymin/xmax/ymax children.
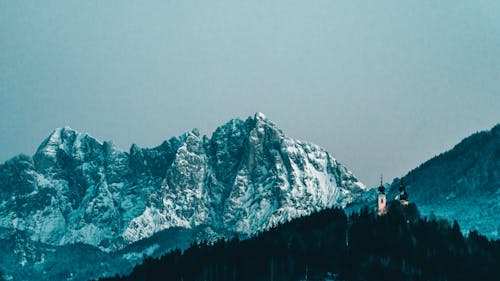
<box><xmin>389</xmin><ymin>124</ymin><xmax>500</xmax><ymax>238</ymax></box>
<box><xmin>0</xmin><ymin>113</ymin><xmax>367</xmax><ymax>280</ymax></box>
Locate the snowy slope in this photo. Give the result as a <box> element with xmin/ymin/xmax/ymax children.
<box><xmin>0</xmin><ymin>113</ymin><xmax>367</xmax><ymax>280</ymax></box>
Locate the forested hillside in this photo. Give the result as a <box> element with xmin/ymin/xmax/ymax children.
<box><xmin>97</xmin><ymin>202</ymin><xmax>500</xmax><ymax>281</ymax></box>
<box><xmin>389</xmin><ymin>124</ymin><xmax>500</xmax><ymax>238</ymax></box>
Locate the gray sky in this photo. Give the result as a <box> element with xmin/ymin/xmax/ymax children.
<box><xmin>1</xmin><ymin>1</ymin><xmax>499</xmax><ymax>186</ymax></box>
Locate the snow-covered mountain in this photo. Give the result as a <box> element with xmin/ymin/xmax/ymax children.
<box><xmin>388</xmin><ymin>124</ymin><xmax>500</xmax><ymax>238</ymax></box>
<box><xmin>0</xmin><ymin>113</ymin><xmax>367</xmax><ymax>280</ymax></box>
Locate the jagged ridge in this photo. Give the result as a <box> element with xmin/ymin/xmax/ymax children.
<box><xmin>0</xmin><ymin>113</ymin><xmax>366</xmax><ymax>254</ymax></box>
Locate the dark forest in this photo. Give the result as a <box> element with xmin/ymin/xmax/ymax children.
<box><xmin>97</xmin><ymin>202</ymin><xmax>500</xmax><ymax>281</ymax></box>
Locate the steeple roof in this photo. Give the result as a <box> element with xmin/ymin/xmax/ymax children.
<box><xmin>378</xmin><ymin>175</ymin><xmax>385</xmax><ymax>194</ymax></box>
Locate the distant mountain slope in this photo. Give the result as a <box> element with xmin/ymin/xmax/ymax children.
<box><xmin>389</xmin><ymin>124</ymin><xmax>500</xmax><ymax>238</ymax></box>
<box><xmin>0</xmin><ymin>226</ymin><xmax>213</xmax><ymax>281</ymax></box>
<box><xmin>0</xmin><ymin>113</ymin><xmax>367</xmax><ymax>281</ymax></box>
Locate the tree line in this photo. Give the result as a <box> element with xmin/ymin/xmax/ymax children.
<box><xmin>97</xmin><ymin>201</ymin><xmax>500</xmax><ymax>281</ymax></box>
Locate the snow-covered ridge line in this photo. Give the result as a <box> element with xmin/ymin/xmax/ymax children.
<box><xmin>0</xmin><ymin>112</ymin><xmax>367</xmax><ymax>254</ymax></box>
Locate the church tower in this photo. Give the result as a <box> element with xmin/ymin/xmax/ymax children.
<box><xmin>399</xmin><ymin>180</ymin><xmax>409</xmax><ymax>205</ymax></box>
<box><xmin>377</xmin><ymin>175</ymin><xmax>387</xmax><ymax>216</ymax></box>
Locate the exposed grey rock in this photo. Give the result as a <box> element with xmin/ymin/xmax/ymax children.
<box><xmin>0</xmin><ymin>113</ymin><xmax>367</xmax><ymax>281</ymax></box>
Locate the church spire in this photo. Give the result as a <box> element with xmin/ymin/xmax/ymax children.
<box><xmin>377</xmin><ymin>174</ymin><xmax>387</xmax><ymax>216</ymax></box>
<box><xmin>378</xmin><ymin>174</ymin><xmax>385</xmax><ymax>194</ymax></box>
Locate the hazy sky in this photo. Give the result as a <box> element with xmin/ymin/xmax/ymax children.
<box><xmin>1</xmin><ymin>1</ymin><xmax>499</xmax><ymax>186</ymax></box>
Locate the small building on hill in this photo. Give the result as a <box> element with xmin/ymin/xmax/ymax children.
<box><xmin>377</xmin><ymin>178</ymin><xmax>411</xmax><ymax>216</ymax></box>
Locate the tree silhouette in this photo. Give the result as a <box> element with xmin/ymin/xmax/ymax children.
<box><xmin>97</xmin><ymin>204</ymin><xmax>500</xmax><ymax>281</ymax></box>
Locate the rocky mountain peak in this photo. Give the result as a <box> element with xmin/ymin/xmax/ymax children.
<box><xmin>0</xmin><ymin>113</ymin><xmax>368</xmax><ymax>280</ymax></box>
<box><xmin>254</xmin><ymin>111</ymin><xmax>267</xmax><ymax>120</ymax></box>
<box><xmin>249</xmin><ymin>112</ymin><xmax>283</xmax><ymax>136</ymax></box>
<box><xmin>33</xmin><ymin>127</ymin><xmax>104</xmax><ymax>171</ymax></box>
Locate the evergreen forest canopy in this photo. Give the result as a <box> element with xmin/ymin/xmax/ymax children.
<box><xmin>97</xmin><ymin>202</ymin><xmax>500</xmax><ymax>281</ymax></box>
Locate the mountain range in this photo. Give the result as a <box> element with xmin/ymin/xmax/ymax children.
<box><xmin>0</xmin><ymin>114</ymin><xmax>498</xmax><ymax>281</ymax></box>
<box><xmin>0</xmin><ymin>113</ymin><xmax>366</xmax><ymax>280</ymax></box>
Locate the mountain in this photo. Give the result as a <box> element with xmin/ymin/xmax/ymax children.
<box><xmin>388</xmin><ymin>124</ymin><xmax>500</xmax><ymax>238</ymax></box>
<box><xmin>0</xmin><ymin>113</ymin><xmax>367</xmax><ymax>281</ymax></box>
